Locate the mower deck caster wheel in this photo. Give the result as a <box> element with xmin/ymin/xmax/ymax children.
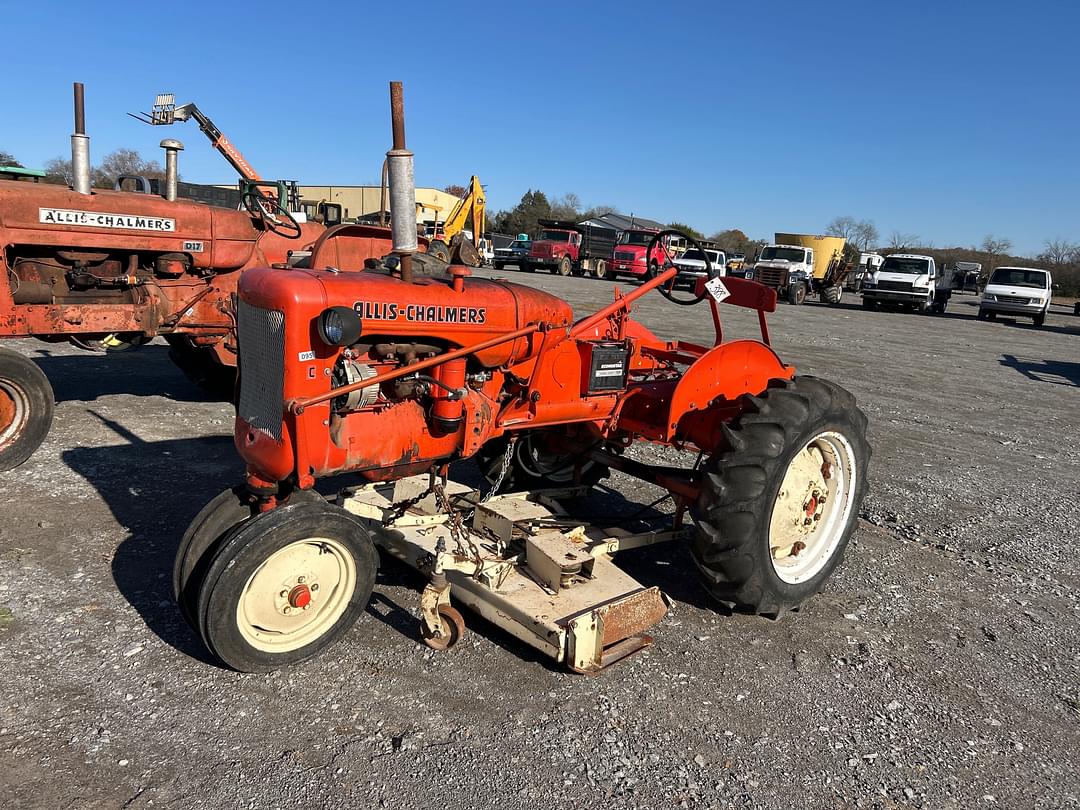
<box><xmin>421</xmin><ymin>605</ymin><xmax>466</xmax><ymax>651</ymax></box>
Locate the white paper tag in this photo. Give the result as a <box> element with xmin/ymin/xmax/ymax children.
<box><xmin>705</xmin><ymin>276</ymin><xmax>731</xmax><ymax>303</ymax></box>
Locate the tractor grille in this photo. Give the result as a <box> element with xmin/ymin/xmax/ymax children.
<box><xmin>614</xmin><ymin>251</ymin><xmax>636</xmax><ymax>262</ymax></box>
<box><xmin>237</xmin><ymin>299</ymin><xmax>286</xmax><ymax>441</ymax></box>
<box><xmin>756</xmin><ymin>267</ymin><xmax>788</xmax><ymax>287</ymax></box>
<box><xmin>877</xmin><ymin>280</ymin><xmax>914</xmax><ymax>292</ymax></box>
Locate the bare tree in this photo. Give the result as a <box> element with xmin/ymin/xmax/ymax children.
<box><xmin>1039</xmin><ymin>238</ymin><xmax>1079</xmax><ymax>265</ymax></box>
<box><xmin>827</xmin><ymin>216</ymin><xmax>878</xmax><ymax>251</ymax></box>
<box><xmin>91</xmin><ymin>148</ymin><xmax>164</xmax><ymax>188</ymax></box>
<box><xmin>980</xmin><ymin>234</ymin><xmax>1013</xmax><ymax>272</ymax></box>
<box><xmin>0</xmin><ymin>150</ymin><xmax>22</xmax><ymax>168</ymax></box>
<box><xmin>43</xmin><ymin>156</ymin><xmax>74</xmax><ymax>185</ymax></box>
<box><xmin>887</xmin><ymin>231</ymin><xmax>919</xmax><ymax>250</ymax></box>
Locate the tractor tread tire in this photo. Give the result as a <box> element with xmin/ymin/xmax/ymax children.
<box><xmin>0</xmin><ymin>348</ymin><xmax>54</xmax><ymax>472</ymax></box>
<box><xmin>689</xmin><ymin>377</ymin><xmax>870</xmax><ymax>616</ymax></box>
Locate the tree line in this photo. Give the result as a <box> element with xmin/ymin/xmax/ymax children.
<box><xmin>1</xmin><ymin>147</ymin><xmax>165</xmax><ymax>188</ymax></box>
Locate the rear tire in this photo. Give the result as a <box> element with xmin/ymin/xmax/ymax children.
<box><xmin>427</xmin><ymin>239</ymin><xmax>451</xmax><ymax>262</ymax></box>
<box><xmin>0</xmin><ymin>348</ymin><xmax>54</xmax><ymax>472</ymax></box>
<box><xmin>476</xmin><ymin>433</ymin><xmax>608</xmax><ymax>493</ymax></box>
<box><xmin>690</xmin><ymin>377</ymin><xmax>870</xmax><ymax>615</ymax></box>
<box><xmin>166</xmin><ymin>337</ymin><xmax>237</xmax><ymax>400</ymax></box>
<box><xmin>593</xmin><ymin>260</ymin><xmax>608</xmax><ymax>280</ymax></box>
<box><xmin>821</xmin><ymin>286</ymin><xmax>842</xmax><ymax>305</ymax></box>
<box><xmin>195</xmin><ymin>501</ymin><xmax>378</xmax><ymax>672</ymax></box>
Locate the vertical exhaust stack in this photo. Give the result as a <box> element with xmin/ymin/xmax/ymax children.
<box><xmin>386</xmin><ymin>81</ymin><xmax>417</xmax><ymax>283</ymax></box>
<box><xmin>159</xmin><ymin>138</ymin><xmax>184</xmax><ymax>201</ymax></box>
<box><xmin>71</xmin><ymin>82</ymin><xmax>91</xmax><ymax>195</ymax></box>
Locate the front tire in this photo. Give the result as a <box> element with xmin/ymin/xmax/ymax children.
<box><xmin>555</xmin><ymin>255</ymin><xmax>572</xmax><ymax>276</ymax></box>
<box><xmin>195</xmin><ymin>501</ymin><xmax>378</xmax><ymax>672</ymax></box>
<box><xmin>0</xmin><ymin>348</ymin><xmax>54</xmax><ymax>472</ymax></box>
<box><xmin>1033</xmin><ymin>313</ymin><xmax>1045</xmax><ymax>327</ymax></box>
<box><xmin>690</xmin><ymin>377</ymin><xmax>870</xmax><ymax>615</ymax></box>
<box><xmin>787</xmin><ymin>283</ymin><xmax>807</xmax><ymax>305</ymax></box>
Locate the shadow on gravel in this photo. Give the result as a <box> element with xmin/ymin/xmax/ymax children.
<box><xmin>30</xmin><ymin>344</ymin><xmax>213</xmax><ymax>403</ymax></box>
<box><xmin>1000</xmin><ymin>354</ymin><xmax>1080</xmax><ymax>387</ymax></box>
<box><xmin>62</xmin><ymin>414</ymin><xmax>242</xmax><ymax>664</ymax></box>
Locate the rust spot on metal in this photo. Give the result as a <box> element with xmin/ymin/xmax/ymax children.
<box><xmin>598</xmin><ymin>587</ymin><xmax>667</xmax><ymax>647</ymax></box>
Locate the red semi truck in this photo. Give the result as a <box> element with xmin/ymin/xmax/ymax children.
<box><xmin>522</xmin><ymin>219</ymin><xmax>617</xmax><ymax>278</ymax></box>
<box><xmin>609</xmin><ymin>227</ymin><xmax>672</xmax><ymax>280</ymax></box>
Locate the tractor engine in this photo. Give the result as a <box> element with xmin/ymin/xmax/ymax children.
<box><xmin>234</xmin><ymin>258</ymin><xmax>574</xmax><ymax>486</ymax></box>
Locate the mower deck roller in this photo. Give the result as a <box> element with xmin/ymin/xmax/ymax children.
<box><xmin>342</xmin><ymin>476</ymin><xmax>675</xmax><ymax>672</ymax></box>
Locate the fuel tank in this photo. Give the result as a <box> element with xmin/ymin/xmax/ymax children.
<box><xmin>238</xmin><ymin>264</ymin><xmax>574</xmax><ymax>367</ymax></box>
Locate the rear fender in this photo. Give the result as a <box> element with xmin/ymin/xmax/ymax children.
<box><xmin>666</xmin><ymin>339</ymin><xmax>793</xmax><ymax>437</ymax></box>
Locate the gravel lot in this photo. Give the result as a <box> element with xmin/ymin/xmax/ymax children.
<box><xmin>2</xmin><ymin>268</ymin><xmax>1079</xmax><ymax>809</ymax></box>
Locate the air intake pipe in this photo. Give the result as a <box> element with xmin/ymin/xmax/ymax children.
<box><xmin>159</xmin><ymin>138</ymin><xmax>183</xmax><ymax>201</ymax></box>
<box><xmin>71</xmin><ymin>82</ymin><xmax>91</xmax><ymax>195</ymax></box>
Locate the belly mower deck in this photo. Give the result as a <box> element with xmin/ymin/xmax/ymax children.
<box><xmin>340</xmin><ymin>475</ymin><xmax>679</xmax><ymax>673</ymax></box>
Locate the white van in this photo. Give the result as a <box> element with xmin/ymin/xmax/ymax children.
<box><xmin>978</xmin><ymin>266</ymin><xmax>1053</xmax><ymax>327</ymax></box>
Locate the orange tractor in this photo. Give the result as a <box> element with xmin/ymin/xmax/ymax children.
<box><xmin>176</xmin><ymin>84</ymin><xmax>871</xmax><ymax>674</ymax></box>
<box><xmin>0</xmin><ymin>83</ymin><xmax>397</xmax><ymax>471</ymax></box>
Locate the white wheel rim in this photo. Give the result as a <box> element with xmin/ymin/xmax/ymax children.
<box><xmin>235</xmin><ymin>537</ymin><xmax>356</xmax><ymax>653</ymax></box>
<box><xmin>0</xmin><ymin>379</ymin><xmax>29</xmax><ymax>447</ymax></box>
<box><xmin>768</xmin><ymin>431</ymin><xmax>857</xmax><ymax>584</ymax></box>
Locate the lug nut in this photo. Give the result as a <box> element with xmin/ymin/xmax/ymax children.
<box><xmin>311</xmin><ymin>583</ymin><xmax>320</xmax><ymax>592</ymax></box>
<box><xmin>283</xmin><ymin>606</ymin><xmax>293</xmax><ymax>615</ymax></box>
<box><xmin>279</xmin><ymin>590</ymin><xmax>289</xmax><ymax>598</ymax></box>
<box><xmin>297</xmin><ymin>576</ymin><xmax>306</xmax><ymax>584</ymax></box>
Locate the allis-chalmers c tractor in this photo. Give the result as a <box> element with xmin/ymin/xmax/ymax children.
<box><xmin>176</xmin><ymin>84</ymin><xmax>870</xmax><ymax>674</ymax></box>
<box><xmin>0</xmin><ymin>83</ymin><xmax>396</xmax><ymax>471</ymax></box>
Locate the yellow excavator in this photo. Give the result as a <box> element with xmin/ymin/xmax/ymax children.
<box><xmin>426</xmin><ymin>176</ymin><xmax>485</xmax><ymax>265</ymax></box>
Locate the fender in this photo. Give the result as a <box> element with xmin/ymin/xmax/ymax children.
<box><xmin>667</xmin><ymin>339</ymin><xmax>794</xmax><ymax>434</ymax></box>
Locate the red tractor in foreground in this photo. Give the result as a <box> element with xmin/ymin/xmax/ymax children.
<box><xmin>174</xmin><ymin>84</ymin><xmax>871</xmax><ymax>674</ymax></box>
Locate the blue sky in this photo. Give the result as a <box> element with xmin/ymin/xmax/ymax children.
<box><xmin>2</xmin><ymin>1</ymin><xmax>1076</xmax><ymax>255</ymax></box>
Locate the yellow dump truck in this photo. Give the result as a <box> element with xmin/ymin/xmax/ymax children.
<box><xmin>748</xmin><ymin>233</ymin><xmax>855</xmax><ymax>305</ymax></box>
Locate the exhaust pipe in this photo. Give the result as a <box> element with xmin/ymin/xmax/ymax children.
<box><xmin>71</xmin><ymin>82</ymin><xmax>91</xmax><ymax>195</ymax></box>
<box><xmin>386</xmin><ymin>81</ymin><xmax>417</xmax><ymax>283</ymax></box>
<box><xmin>159</xmin><ymin>138</ymin><xmax>183</xmax><ymax>201</ymax></box>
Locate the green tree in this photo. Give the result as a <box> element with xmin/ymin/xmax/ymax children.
<box><xmin>666</xmin><ymin>222</ymin><xmax>704</xmax><ymax>240</ymax></box>
<box><xmin>498</xmin><ymin>189</ymin><xmax>553</xmax><ymax>237</ymax></box>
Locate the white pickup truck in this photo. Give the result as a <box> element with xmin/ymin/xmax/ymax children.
<box><xmin>861</xmin><ymin>254</ymin><xmax>937</xmax><ymax>312</ymax></box>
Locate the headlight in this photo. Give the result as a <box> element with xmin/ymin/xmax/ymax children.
<box><xmin>982</xmin><ymin>293</ymin><xmax>995</xmax><ymax>301</ymax></box>
<box><xmin>318</xmin><ymin>306</ymin><xmax>363</xmax><ymax>346</ymax></box>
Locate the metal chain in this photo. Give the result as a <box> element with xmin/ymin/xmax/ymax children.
<box><xmin>432</xmin><ymin>478</ymin><xmax>482</xmax><ymax>563</ymax></box>
<box><xmin>480</xmin><ymin>437</ymin><xmax>517</xmax><ymax>504</ymax></box>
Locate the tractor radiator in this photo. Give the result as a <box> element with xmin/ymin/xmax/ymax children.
<box><xmin>237</xmin><ymin>300</ymin><xmax>286</xmax><ymax>441</ymax></box>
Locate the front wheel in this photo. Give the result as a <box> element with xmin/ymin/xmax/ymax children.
<box><xmin>861</xmin><ymin>297</ymin><xmax>875</xmax><ymax>311</ymax></box>
<box><xmin>0</xmin><ymin>348</ymin><xmax>54</xmax><ymax>472</ymax></box>
<box><xmin>690</xmin><ymin>377</ymin><xmax>870</xmax><ymax>615</ymax></box>
<box><xmin>194</xmin><ymin>501</ymin><xmax>378</xmax><ymax>672</ymax></box>
<box><xmin>555</xmin><ymin>255</ymin><xmax>572</xmax><ymax>276</ymax></box>
<box><xmin>1033</xmin><ymin>313</ymin><xmax>1045</xmax><ymax>327</ymax></box>
<box><xmin>787</xmin><ymin>283</ymin><xmax>807</xmax><ymax>305</ymax></box>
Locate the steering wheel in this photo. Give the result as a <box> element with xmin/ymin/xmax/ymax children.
<box><xmin>241</xmin><ymin>189</ymin><xmax>302</xmax><ymax>240</ymax></box>
<box><xmin>645</xmin><ymin>229</ymin><xmax>719</xmax><ymax>306</ymax></box>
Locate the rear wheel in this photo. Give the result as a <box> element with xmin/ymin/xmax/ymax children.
<box><xmin>821</xmin><ymin>286</ymin><xmax>842</xmax><ymax>305</ymax></box>
<box><xmin>166</xmin><ymin>337</ymin><xmax>237</xmax><ymax>399</ymax></box>
<box><xmin>690</xmin><ymin>377</ymin><xmax>870</xmax><ymax>615</ymax></box>
<box><xmin>194</xmin><ymin>501</ymin><xmax>378</xmax><ymax>672</ymax></box>
<box><xmin>0</xmin><ymin>348</ymin><xmax>54</xmax><ymax>472</ymax></box>
<box><xmin>427</xmin><ymin>240</ymin><xmax>451</xmax><ymax>262</ymax></box>
<box><xmin>593</xmin><ymin>260</ymin><xmax>608</xmax><ymax>280</ymax></box>
<box><xmin>476</xmin><ymin>433</ymin><xmax>608</xmax><ymax>493</ymax></box>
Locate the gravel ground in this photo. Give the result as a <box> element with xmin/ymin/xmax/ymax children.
<box><xmin>2</xmin><ymin>268</ymin><xmax>1079</xmax><ymax>809</ymax></box>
